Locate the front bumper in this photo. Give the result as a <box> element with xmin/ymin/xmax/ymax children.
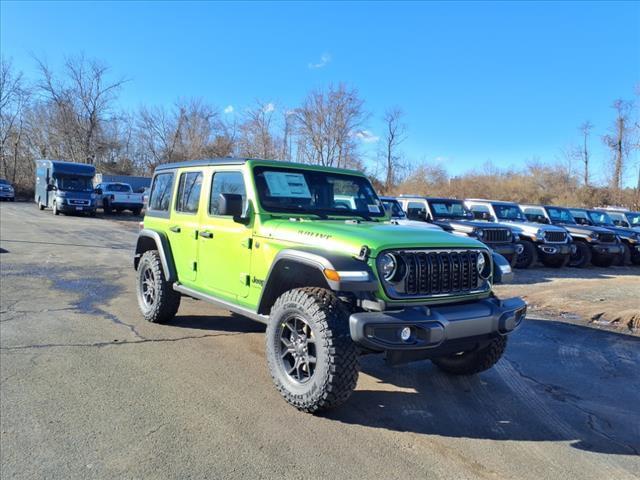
<box><xmin>349</xmin><ymin>296</ymin><xmax>526</xmax><ymax>352</ymax></box>
<box><xmin>110</xmin><ymin>202</ymin><xmax>143</xmax><ymax>209</ymax></box>
<box><xmin>0</xmin><ymin>191</ymin><xmax>15</xmax><ymax>199</ymax></box>
<box><xmin>592</xmin><ymin>243</ymin><xmax>623</xmax><ymax>256</ymax></box>
<box><xmin>537</xmin><ymin>243</ymin><xmax>572</xmax><ymax>256</ymax></box>
<box><xmin>59</xmin><ymin>203</ymin><xmax>96</xmax><ymax>213</ymax></box>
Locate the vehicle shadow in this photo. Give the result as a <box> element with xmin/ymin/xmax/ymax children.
<box><xmin>323</xmin><ymin>319</ymin><xmax>640</xmax><ymax>456</ymax></box>
<box><xmin>510</xmin><ymin>265</ymin><xmax>639</xmax><ymax>284</ymax></box>
<box><xmin>168</xmin><ymin>312</ymin><xmax>266</xmax><ymax>334</ymax></box>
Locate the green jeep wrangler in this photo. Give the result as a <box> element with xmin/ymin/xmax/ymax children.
<box><xmin>134</xmin><ymin>159</ymin><xmax>526</xmax><ymax>412</ymax></box>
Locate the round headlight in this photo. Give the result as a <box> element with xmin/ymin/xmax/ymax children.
<box><xmin>379</xmin><ymin>253</ymin><xmax>397</xmax><ymax>281</ymax></box>
<box><xmin>590</xmin><ymin>232</ymin><xmax>599</xmax><ymax>240</ymax></box>
<box><xmin>476</xmin><ymin>229</ymin><xmax>484</xmax><ymax>238</ymax></box>
<box><xmin>477</xmin><ymin>252</ymin><xmax>491</xmax><ymax>279</ymax></box>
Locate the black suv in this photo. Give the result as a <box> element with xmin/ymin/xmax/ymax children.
<box><xmin>569</xmin><ymin>208</ymin><xmax>640</xmax><ymax>266</ymax></box>
<box><xmin>398</xmin><ymin>196</ymin><xmax>520</xmax><ymax>265</ymax></box>
<box><xmin>521</xmin><ymin>205</ymin><xmax>623</xmax><ymax>267</ymax></box>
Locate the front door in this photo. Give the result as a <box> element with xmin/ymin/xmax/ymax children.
<box><xmin>169</xmin><ymin>169</ymin><xmax>203</xmax><ymax>285</ymax></box>
<box><xmin>197</xmin><ymin>169</ymin><xmax>252</xmax><ymax>300</ymax></box>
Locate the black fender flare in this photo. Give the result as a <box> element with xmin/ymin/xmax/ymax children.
<box><xmin>256</xmin><ymin>248</ymin><xmax>377</xmax><ymax>315</ymax></box>
<box><xmin>133</xmin><ymin>229</ymin><xmax>177</xmax><ymax>282</ymax></box>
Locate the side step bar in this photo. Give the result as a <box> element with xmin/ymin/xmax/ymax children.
<box><xmin>173</xmin><ymin>283</ymin><xmax>269</xmax><ymax>324</ymax></box>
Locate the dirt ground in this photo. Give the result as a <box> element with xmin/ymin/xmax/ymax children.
<box><xmin>496</xmin><ymin>267</ymin><xmax>640</xmax><ymax>334</ymax></box>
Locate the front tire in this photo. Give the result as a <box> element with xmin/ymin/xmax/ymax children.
<box><xmin>432</xmin><ymin>336</ymin><xmax>507</xmax><ymax>375</ymax></box>
<box><xmin>569</xmin><ymin>241</ymin><xmax>591</xmax><ymax>268</ymax></box>
<box><xmin>136</xmin><ymin>250</ymin><xmax>181</xmax><ymax>323</ymax></box>
<box><xmin>514</xmin><ymin>240</ymin><xmax>535</xmax><ymax>269</ymax></box>
<box><xmin>52</xmin><ymin>201</ymin><xmax>59</xmax><ymax>215</ymax></box>
<box><xmin>103</xmin><ymin>200</ymin><xmax>112</xmax><ymax>214</ymax></box>
<box><xmin>614</xmin><ymin>243</ymin><xmax>631</xmax><ymax>266</ymax></box>
<box><xmin>38</xmin><ymin>199</ymin><xmax>45</xmax><ymax>210</ymax></box>
<box><xmin>132</xmin><ymin>208</ymin><xmax>142</xmax><ymax>216</ymax></box>
<box><xmin>266</xmin><ymin>287</ymin><xmax>359</xmax><ymax>413</ymax></box>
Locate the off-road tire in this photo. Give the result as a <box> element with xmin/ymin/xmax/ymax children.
<box><xmin>514</xmin><ymin>240</ymin><xmax>535</xmax><ymax>269</ymax></box>
<box><xmin>614</xmin><ymin>243</ymin><xmax>631</xmax><ymax>266</ymax></box>
<box><xmin>569</xmin><ymin>241</ymin><xmax>591</xmax><ymax>268</ymax></box>
<box><xmin>52</xmin><ymin>201</ymin><xmax>59</xmax><ymax>215</ymax></box>
<box><xmin>540</xmin><ymin>254</ymin><xmax>569</xmax><ymax>268</ymax></box>
<box><xmin>591</xmin><ymin>253</ymin><xmax>615</xmax><ymax>268</ymax></box>
<box><xmin>103</xmin><ymin>200</ymin><xmax>112</xmax><ymax>214</ymax></box>
<box><xmin>136</xmin><ymin>250</ymin><xmax>181</xmax><ymax>323</ymax></box>
<box><xmin>132</xmin><ymin>208</ymin><xmax>142</xmax><ymax>216</ymax></box>
<box><xmin>266</xmin><ymin>287</ymin><xmax>359</xmax><ymax>413</ymax></box>
<box><xmin>432</xmin><ymin>336</ymin><xmax>507</xmax><ymax>375</ymax></box>
<box><xmin>38</xmin><ymin>199</ymin><xmax>45</xmax><ymax>210</ymax></box>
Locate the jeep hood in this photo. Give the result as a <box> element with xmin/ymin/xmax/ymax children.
<box><xmin>259</xmin><ymin>218</ymin><xmax>484</xmax><ymax>257</ymax></box>
<box><xmin>434</xmin><ymin>219</ymin><xmax>508</xmax><ymax>232</ymax></box>
<box><xmin>554</xmin><ymin>223</ymin><xmax>612</xmax><ymax>236</ymax></box>
<box><xmin>497</xmin><ymin>220</ymin><xmax>566</xmax><ymax>235</ymax></box>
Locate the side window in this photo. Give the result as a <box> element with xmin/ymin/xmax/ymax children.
<box><xmin>175</xmin><ymin>171</ymin><xmax>203</xmax><ymax>214</ymax></box>
<box><xmin>210</xmin><ymin>171</ymin><xmax>246</xmax><ymax>216</ymax></box>
<box><xmin>469</xmin><ymin>204</ymin><xmax>489</xmax><ymax>213</ymax></box>
<box><xmin>148</xmin><ymin>173</ymin><xmax>175</xmax><ymax>212</ymax></box>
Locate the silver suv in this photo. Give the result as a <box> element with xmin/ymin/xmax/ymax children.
<box><xmin>465</xmin><ymin>199</ymin><xmax>572</xmax><ymax>268</ymax></box>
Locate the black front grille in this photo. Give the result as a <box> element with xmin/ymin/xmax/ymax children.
<box><xmin>69</xmin><ymin>199</ymin><xmax>89</xmax><ymax>206</ymax></box>
<box><xmin>481</xmin><ymin>228</ymin><xmax>510</xmax><ymax>243</ymax></box>
<box><xmin>599</xmin><ymin>233</ymin><xmax>616</xmax><ymax>243</ymax></box>
<box><xmin>544</xmin><ymin>231</ymin><xmax>567</xmax><ymax>243</ymax></box>
<box><xmin>391</xmin><ymin>250</ymin><xmax>482</xmax><ymax>297</ymax></box>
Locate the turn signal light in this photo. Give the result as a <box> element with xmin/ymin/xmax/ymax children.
<box><xmin>323</xmin><ymin>269</ymin><xmax>340</xmax><ymax>281</ymax></box>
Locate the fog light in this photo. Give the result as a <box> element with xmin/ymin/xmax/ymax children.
<box><xmin>400</xmin><ymin>327</ymin><xmax>412</xmax><ymax>342</ymax></box>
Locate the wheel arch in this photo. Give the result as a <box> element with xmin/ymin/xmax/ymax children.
<box><xmin>134</xmin><ymin>229</ymin><xmax>177</xmax><ymax>282</ymax></box>
<box><xmin>256</xmin><ymin>248</ymin><xmax>376</xmax><ymax>316</ymax></box>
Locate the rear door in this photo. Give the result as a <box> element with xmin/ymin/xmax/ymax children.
<box><xmin>169</xmin><ymin>169</ymin><xmax>203</xmax><ymax>285</ymax></box>
<box><xmin>197</xmin><ymin>168</ymin><xmax>252</xmax><ymax>299</ymax></box>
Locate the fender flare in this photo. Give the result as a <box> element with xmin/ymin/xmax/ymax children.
<box><xmin>134</xmin><ymin>229</ymin><xmax>177</xmax><ymax>282</ymax></box>
<box><xmin>256</xmin><ymin>248</ymin><xmax>377</xmax><ymax>315</ymax></box>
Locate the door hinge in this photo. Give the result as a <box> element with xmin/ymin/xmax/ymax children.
<box><xmin>193</xmin><ymin>261</ymin><xmax>198</xmax><ymax>272</ymax></box>
<box><xmin>240</xmin><ymin>273</ymin><xmax>250</xmax><ymax>286</ymax></box>
<box><xmin>241</xmin><ymin>238</ymin><xmax>253</xmax><ymax>249</ymax></box>
<box><xmin>194</xmin><ymin>230</ymin><xmax>199</xmax><ymax>240</ymax></box>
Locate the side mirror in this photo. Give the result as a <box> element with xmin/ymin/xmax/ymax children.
<box><xmin>94</xmin><ymin>188</ymin><xmax>103</xmax><ymax>195</ymax></box>
<box><xmin>218</xmin><ymin>193</ymin><xmax>245</xmax><ymax>221</ymax></box>
<box><xmin>47</xmin><ymin>184</ymin><xmax>56</xmax><ymax>191</ymax></box>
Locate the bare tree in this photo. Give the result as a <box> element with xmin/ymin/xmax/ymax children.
<box><xmin>603</xmin><ymin>99</ymin><xmax>633</xmax><ymax>198</ymax></box>
<box><xmin>578</xmin><ymin>121</ymin><xmax>593</xmax><ymax>187</ymax></box>
<box><xmin>34</xmin><ymin>54</ymin><xmax>127</xmax><ymax>165</ymax></box>
<box><xmin>379</xmin><ymin>107</ymin><xmax>407</xmax><ymax>193</ymax></box>
<box><xmin>293</xmin><ymin>84</ymin><xmax>367</xmax><ymax>168</ymax></box>
<box><xmin>0</xmin><ymin>58</ymin><xmax>29</xmax><ymax>182</ymax></box>
<box><xmin>237</xmin><ymin>100</ymin><xmax>281</xmax><ymax>159</ymax></box>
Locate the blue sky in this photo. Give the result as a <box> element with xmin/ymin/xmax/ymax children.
<box><xmin>2</xmin><ymin>1</ymin><xmax>639</xmax><ymax>184</ymax></box>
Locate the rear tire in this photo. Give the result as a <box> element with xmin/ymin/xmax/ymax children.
<box><xmin>514</xmin><ymin>240</ymin><xmax>535</xmax><ymax>269</ymax></box>
<box><xmin>103</xmin><ymin>200</ymin><xmax>112</xmax><ymax>214</ymax></box>
<box><xmin>569</xmin><ymin>241</ymin><xmax>591</xmax><ymax>268</ymax></box>
<box><xmin>136</xmin><ymin>250</ymin><xmax>181</xmax><ymax>323</ymax></box>
<box><xmin>38</xmin><ymin>199</ymin><xmax>45</xmax><ymax>210</ymax></box>
<box><xmin>132</xmin><ymin>208</ymin><xmax>142</xmax><ymax>216</ymax></box>
<box><xmin>266</xmin><ymin>287</ymin><xmax>359</xmax><ymax>413</ymax></box>
<box><xmin>432</xmin><ymin>336</ymin><xmax>507</xmax><ymax>375</ymax></box>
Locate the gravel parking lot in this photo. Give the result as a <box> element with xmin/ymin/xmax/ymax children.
<box><xmin>1</xmin><ymin>202</ymin><xmax>639</xmax><ymax>479</ymax></box>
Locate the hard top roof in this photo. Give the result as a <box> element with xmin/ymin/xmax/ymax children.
<box><xmin>154</xmin><ymin>158</ymin><xmax>364</xmax><ymax>176</ymax></box>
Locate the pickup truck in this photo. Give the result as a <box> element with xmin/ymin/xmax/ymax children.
<box><xmin>95</xmin><ymin>182</ymin><xmax>144</xmax><ymax>215</ymax></box>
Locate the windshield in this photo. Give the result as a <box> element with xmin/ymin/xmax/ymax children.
<box><xmin>493</xmin><ymin>204</ymin><xmax>526</xmax><ymax>221</ymax></box>
<box><xmin>586</xmin><ymin>210</ymin><xmax>614</xmax><ymax>226</ymax></box>
<box><xmin>547</xmin><ymin>207</ymin><xmax>576</xmax><ymax>224</ymax></box>
<box><xmin>56</xmin><ymin>176</ymin><xmax>93</xmax><ymax>192</ymax></box>
<box><xmin>625</xmin><ymin>212</ymin><xmax>640</xmax><ymax>226</ymax></box>
<box><xmin>254</xmin><ymin>166</ymin><xmax>384</xmax><ymax>219</ymax></box>
<box><xmin>106</xmin><ymin>184</ymin><xmax>132</xmax><ymax>193</ymax></box>
<box><xmin>382</xmin><ymin>199</ymin><xmax>406</xmax><ymax>218</ymax></box>
<box><xmin>427</xmin><ymin>200</ymin><xmax>473</xmax><ymax>219</ymax></box>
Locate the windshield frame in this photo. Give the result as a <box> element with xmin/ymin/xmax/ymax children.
<box><xmin>426</xmin><ymin>199</ymin><xmax>474</xmax><ymax>220</ymax></box>
<box><xmin>252</xmin><ymin>165</ymin><xmax>385</xmax><ymax>219</ymax></box>
<box><xmin>491</xmin><ymin>203</ymin><xmax>526</xmax><ymax>221</ymax></box>
<box><xmin>54</xmin><ymin>175</ymin><xmax>94</xmax><ymax>192</ymax></box>
<box><xmin>547</xmin><ymin>207</ymin><xmax>577</xmax><ymax>225</ymax></box>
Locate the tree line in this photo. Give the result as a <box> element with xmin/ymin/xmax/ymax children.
<box><xmin>1</xmin><ymin>55</ymin><xmax>638</xmax><ymax>209</ymax></box>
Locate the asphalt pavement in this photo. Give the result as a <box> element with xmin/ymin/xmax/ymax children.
<box><xmin>1</xmin><ymin>202</ymin><xmax>639</xmax><ymax>479</ymax></box>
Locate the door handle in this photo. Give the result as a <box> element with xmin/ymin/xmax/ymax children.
<box><xmin>200</xmin><ymin>231</ymin><xmax>214</xmax><ymax>239</ymax></box>
<box><xmin>169</xmin><ymin>226</ymin><xmax>181</xmax><ymax>233</ymax></box>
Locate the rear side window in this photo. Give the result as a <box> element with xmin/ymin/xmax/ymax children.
<box><xmin>210</xmin><ymin>171</ymin><xmax>246</xmax><ymax>215</ymax></box>
<box><xmin>148</xmin><ymin>173</ymin><xmax>174</xmax><ymax>211</ymax></box>
<box><xmin>175</xmin><ymin>171</ymin><xmax>203</xmax><ymax>214</ymax></box>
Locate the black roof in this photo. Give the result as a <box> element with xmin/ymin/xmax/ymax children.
<box><xmin>154</xmin><ymin>158</ymin><xmax>249</xmax><ymax>171</ymax></box>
